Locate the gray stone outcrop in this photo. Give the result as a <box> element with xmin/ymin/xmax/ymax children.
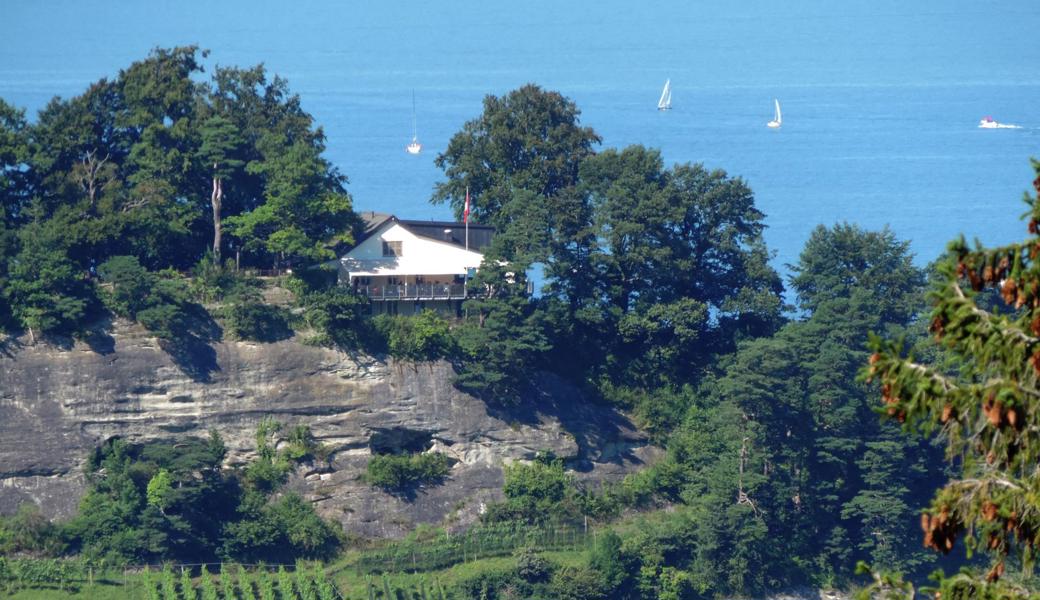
<box><xmin>0</xmin><ymin>322</ymin><xmax>656</xmax><ymax>537</ymax></box>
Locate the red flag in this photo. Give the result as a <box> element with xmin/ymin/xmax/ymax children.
<box><xmin>463</xmin><ymin>187</ymin><xmax>470</xmax><ymax>224</ymax></box>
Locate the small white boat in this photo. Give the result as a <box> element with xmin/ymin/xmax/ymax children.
<box><xmin>657</xmin><ymin>79</ymin><xmax>672</xmax><ymax>111</ymax></box>
<box><xmin>406</xmin><ymin>91</ymin><xmax>422</xmax><ymax>154</ymax></box>
<box><xmin>767</xmin><ymin>98</ymin><xmax>782</xmax><ymax>128</ymax></box>
<box><xmin>978</xmin><ymin>116</ymin><xmax>1021</xmax><ymax>129</ymax></box>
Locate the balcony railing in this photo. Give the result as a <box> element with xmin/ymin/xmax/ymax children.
<box><xmin>357</xmin><ymin>283</ymin><xmax>467</xmax><ymax>301</ymax></box>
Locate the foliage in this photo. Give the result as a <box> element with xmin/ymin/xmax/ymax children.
<box><xmin>791</xmin><ymin>223</ymin><xmax>924</xmax><ymax>325</ymax></box>
<box><xmin>199</xmin><ymin>565</ymin><xmax>219</xmax><ymax>600</ymax></box>
<box><xmin>145</xmin><ymin>469</ymin><xmax>174</xmax><ymax>513</ymax></box>
<box><xmin>298</xmin><ymin>285</ymin><xmax>372</xmax><ymax>349</ymax></box>
<box><xmin>4</xmin><ymin>228</ymin><xmax>95</xmax><ymax>341</ymax></box>
<box><xmin>56</xmin><ymin>421</ymin><xmax>338</xmax><ymax>565</ymax></box>
<box><xmin>220</xmin><ymin>565</ymin><xmax>235</xmax><ymax>600</ymax></box>
<box><xmin>223</xmin><ymin>299</ymin><xmax>292</xmax><ymax>342</ymax></box>
<box><xmin>0</xmin><ymin>46</ymin><xmax>355</xmax><ymax>341</ymax></box>
<box><xmin>483</xmin><ymin>452</ymin><xmax>580</xmax><ymax>525</ymax></box>
<box><xmin>600</xmin><ymin>223</ymin><xmax>940</xmax><ymax>595</ymax></box>
<box><xmin>553</xmin><ymin>145</ymin><xmax>784</xmax><ymax>389</ymax></box>
<box><xmin>372</xmin><ymin>310</ymin><xmax>456</xmax><ymax>361</ymax></box>
<box><xmin>365</xmin><ymin>452</ymin><xmax>454</xmax><ymax>494</ymax></box>
<box><xmin>189</xmin><ymin>253</ymin><xmax>261</xmax><ymax>303</ymax></box>
<box><xmin>98</xmin><ymin>255</ymin><xmax>214</xmax><ymax>345</ymax></box>
<box><xmin>225</xmin><ymin>131</ymin><xmax>357</xmax><ymax>266</ymax></box>
<box><xmin>180</xmin><ymin>567</ymin><xmax>195</xmax><ymax>600</ymax></box>
<box><xmin>282</xmin><ymin>424</ymin><xmax>325</xmax><ymax>463</ymax></box>
<box><xmin>861</xmin><ymin>161</ymin><xmax>1040</xmax><ymax>598</ymax></box>
<box><xmin>0</xmin><ymin>503</ymin><xmax>64</xmax><ymax>556</ymax></box>
<box><xmin>453</xmin><ymin>253</ymin><xmax>551</xmax><ymax>403</ymax></box>
<box><xmin>432</xmin><ymin>83</ymin><xmax>600</xmax><ymax>263</ymax></box>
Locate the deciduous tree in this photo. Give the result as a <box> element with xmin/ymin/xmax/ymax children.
<box><xmin>432</xmin><ymin>84</ymin><xmax>600</xmax><ymax>263</ymax></box>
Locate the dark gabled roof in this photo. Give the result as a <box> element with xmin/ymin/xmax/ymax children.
<box><xmin>352</xmin><ymin>211</ymin><xmax>495</xmax><ymax>252</ymax></box>
<box><xmin>399</xmin><ymin>219</ymin><xmax>495</xmax><ymax>252</ymax></box>
<box><xmin>359</xmin><ymin>211</ymin><xmax>394</xmax><ymax>234</ymax></box>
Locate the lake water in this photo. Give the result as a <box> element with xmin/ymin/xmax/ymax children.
<box><xmin>3</xmin><ymin>0</ymin><xmax>1039</xmax><ymax>276</ymax></box>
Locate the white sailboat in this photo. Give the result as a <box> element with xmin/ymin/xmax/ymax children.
<box><xmin>406</xmin><ymin>91</ymin><xmax>422</xmax><ymax>154</ymax></box>
<box><xmin>657</xmin><ymin>79</ymin><xmax>672</xmax><ymax>111</ymax></box>
<box><xmin>767</xmin><ymin>98</ymin><xmax>782</xmax><ymax>128</ymax></box>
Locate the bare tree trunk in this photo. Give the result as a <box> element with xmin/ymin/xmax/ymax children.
<box><xmin>75</xmin><ymin>150</ymin><xmax>111</xmax><ymax>212</ymax></box>
<box><xmin>211</xmin><ymin>172</ymin><xmax>223</xmax><ymax>263</ymax></box>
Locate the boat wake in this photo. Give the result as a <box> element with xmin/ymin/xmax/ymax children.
<box><xmin>979</xmin><ymin>116</ymin><xmax>1022</xmax><ymax>129</ymax></box>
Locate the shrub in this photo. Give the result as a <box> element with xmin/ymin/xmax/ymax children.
<box><xmin>550</xmin><ymin>566</ymin><xmax>609</xmax><ymax>600</ymax></box>
<box><xmin>300</xmin><ymin>287</ymin><xmax>371</xmax><ymax>348</ymax></box>
<box><xmin>0</xmin><ymin>503</ymin><xmax>64</xmax><ymax>555</ymax></box>
<box><xmin>99</xmin><ymin>256</ymin><xmax>204</xmax><ymax>342</ymax></box>
<box><xmin>224</xmin><ymin>301</ymin><xmax>292</xmax><ymax>342</ymax></box>
<box><xmin>284</xmin><ymin>266</ymin><xmax>338</xmax><ymax>297</ymax></box>
<box><xmin>484</xmin><ymin>452</ymin><xmax>579</xmax><ymax>524</ymax></box>
<box><xmin>372</xmin><ymin>310</ymin><xmax>456</xmax><ymax>361</ymax></box>
<box><xmin>189</xmin><ymin>253</ymin><xmax>262</xmax><ymax>303</ymax></box>
<box><xmin>97</xmin><ymin>255</ymin><xmax>155</xmax><ymax>317</ymax></box>
<box><xmin>365</xmin><ymin>452</ymin><xmax>453</xmax><ymax>492</ymax></box>
<box><xmin>283</xmin><ymin>425</ymin><xmax>325</xmax><ymax>463</ymax></box>
<box><xmin>514</xmin><ymin>547</ymin><xmax>555</xmax><ymax>582</ymax></box>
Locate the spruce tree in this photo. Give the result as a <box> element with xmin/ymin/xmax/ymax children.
<box><xmin>864</xmin><ymin>160</ymin><xmax>1040</xmax><ymax>599</ymax></box>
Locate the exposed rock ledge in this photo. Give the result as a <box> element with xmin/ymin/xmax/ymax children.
<box><xmin>0</xmin><ymin>322</ymin><xmax>658</xmax><ymax>537</ymax></box>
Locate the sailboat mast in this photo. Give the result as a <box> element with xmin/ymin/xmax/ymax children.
<box><xmin>658</xmin><ymin>79</ymin><xmax>671</xmax><ymax>110</ymax></box>
<box><xmin>411</xmin><ymin>90</ymin><xmax>417</xmax><ymax>139</ymax></box>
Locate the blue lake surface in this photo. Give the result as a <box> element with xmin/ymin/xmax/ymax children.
<box><xmin>2</xmin><ymin>0</ymin><xmax>1039</xmax><ymax>276</ymax></box>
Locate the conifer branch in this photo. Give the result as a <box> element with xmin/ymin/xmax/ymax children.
<box><xmin>947</xmin><ymin>282</ymin><xmax>1037</xmax><ymax>347</ymax></box>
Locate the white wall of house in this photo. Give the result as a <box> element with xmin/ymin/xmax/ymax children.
<box><xmin>339</xmin><ymin>221</ymin><xmax>484</xmax><ymax>280</ymax></box>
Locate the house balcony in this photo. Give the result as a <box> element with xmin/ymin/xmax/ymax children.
<box><xmin>356</xmin><ymin>283</ymin><xmax>468</xmax><ymax>301</ymax></box>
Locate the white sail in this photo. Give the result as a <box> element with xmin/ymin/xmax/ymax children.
<box><xmin>658</xmin><ymin>79</ymin><xmax>672</xmax><ymax>110</ymax></box>
<box><xmin>767</xmin><ymin>98</ymin><xmax>782</xmax><ymax>128</ymax></box>
<box><xmin>406</xmin><ymin>90</ymin><xmax>422</xmax><ymax>154</ymax></box>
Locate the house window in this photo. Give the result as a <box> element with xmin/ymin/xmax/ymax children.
<box><xmin>382</xmin><ymin>240</ymin><xmax>403</xmax><ymax>257</ymax></box>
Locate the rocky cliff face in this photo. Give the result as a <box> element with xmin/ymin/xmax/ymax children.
<box><xmin>0</xmin><ymin>322</ymin><xmax>656</xmax><ymax>538</ymax></box>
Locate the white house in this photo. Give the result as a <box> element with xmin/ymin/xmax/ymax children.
<box><xmin>337</xmin><ymin>212</ymin><xmax>495</xmax><ymax>315</ymax></box>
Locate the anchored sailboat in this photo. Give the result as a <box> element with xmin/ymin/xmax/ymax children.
<box><xmin>657</xmin><ymin>79</ymin><xmax>672</xmax><ymax>111</ymax></box>
<box><xmin>406</xmin><ymin>91</ymin><xmax>422</xmax><ymax>154</ymax></box>
<box><xmin>767</xmin><ymin>99</ymin><xmax>782</xmax><ymax>128</ymax></box>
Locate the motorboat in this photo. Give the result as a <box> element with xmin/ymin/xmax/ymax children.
<box><xmin>979</xmin><ymin>116</ymin><xmax>1021</xmax><ymax>129</ymax></box>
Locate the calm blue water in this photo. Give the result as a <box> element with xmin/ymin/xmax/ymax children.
<box><xmin>3</xmin><ymin>0</ymin><xmax>1039</xmax><ymax>276</ymax></box>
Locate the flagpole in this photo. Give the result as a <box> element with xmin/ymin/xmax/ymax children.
<box><xmin>465</xmin><ymin>186</ymin><xmax>470</xmax><ymax>251</ymax></box>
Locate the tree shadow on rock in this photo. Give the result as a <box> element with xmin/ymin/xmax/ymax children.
<box><xmin>80</xmin><ymin>316</ymin><xmax>116</xmax><ymax>355</ymax></box>
<box><xmin>530</xmin><ymin>373</ymin><xmax>649</xmax><ymax>473</ymax></box>
<box><xmin>157</xmin><ymin>302</ymin><xmax>223</xmax><ymax>382</ymax></box>
<box><xmin>0</xmin><ymin>334</ymin><xmax>24</xmax><ymax>358</ymax></box>
<box><xmin>379</xmin><ymin>476</ymin><xmax>451</xmax><ymax>503</ymax></box>
<box><xmin>449</xmin><ymin>361</ymin><xmax>543</xmax><ymax>427</ymax></box>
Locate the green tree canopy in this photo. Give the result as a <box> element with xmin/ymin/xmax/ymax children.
<box><xmin>791</xmin><ymin>223</ymin><xmax>924</xmax><ymax>324</ymax></box>
<box><xmin>548</xmin><ymin>145</ymin><xmax>784</xmax><ymax>389</ymax></box>
<box><xmin>628</xmin><ymin>223</ymin><xmax>936</xmax><ymax>595</ymax></box>
<box><xmin>432</xmin><ymin>84</ymin><xmax>601</xmax><ymax>263</ymax></box>
<box><xmin>0</xmin><ymin>47</ymin><xmax>360</xmax><ymax>340</ymax></box>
